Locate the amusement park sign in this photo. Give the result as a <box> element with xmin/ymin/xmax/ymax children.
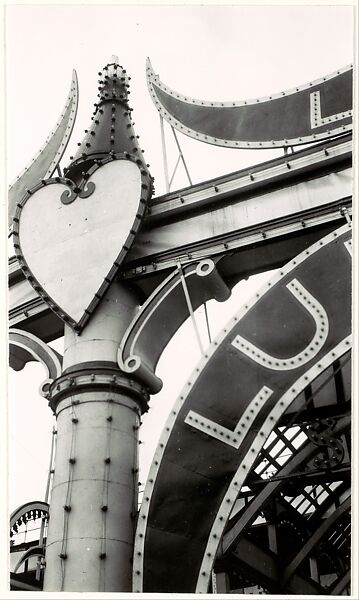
<box><xmin>8</xmin><ymin>50</ymin><xmax>353</xmax><ymax>594</ymax></box>
<box><xmin>133</xmin><ymin>223</ymin><xmax>352</xmax><ymax>593</ymax></box>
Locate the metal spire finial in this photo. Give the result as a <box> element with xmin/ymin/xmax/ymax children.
<box><xmin>64</xmin><ymin>58</ymin><xmax>149</xmax><ymax>184</ymax></box>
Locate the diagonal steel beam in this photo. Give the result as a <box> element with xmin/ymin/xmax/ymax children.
<box><xmin>281</xmin><ymin>495</ymin><xmax>351</xmax><ymax>586</ymax></box>
<box><xmin>221</xmin><ymin>415</ymin><xmax>350</xmax><ymax>555</ymax></box>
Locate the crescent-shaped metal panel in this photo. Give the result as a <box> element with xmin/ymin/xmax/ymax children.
<box><xmin>9</xmin><ymin>328</ymin><xmax>62</xmax><ymax>379</ymax></box>
<box><xmin>8</xmin><ymin>70</ymin><xmax>78</xmax><ymax>224</ymax></box>
<box><xmin>147</xmin><ymin>59</ymin><xmax>352</xmax><ymax>148</ymax></box>
<box><xmin>134</xmin><ymin>223</ymin><xmax>351</xmax><ymax>592</ymax></box>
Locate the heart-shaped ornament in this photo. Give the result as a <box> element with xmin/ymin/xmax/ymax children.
<box><xmin>13</xmin><ymin>156</ymin><xmax>150</xmax><ymax>331</ymax></box>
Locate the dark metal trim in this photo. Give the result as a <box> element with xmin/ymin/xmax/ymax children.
<box><xmin>61</xmin><ymin>361</ymin><xmax>119</xmax><ymax>375</ymax></box>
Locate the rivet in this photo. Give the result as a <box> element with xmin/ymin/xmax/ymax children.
<box><xmin>99</xmin><ymin>552</ymin><xmax>106</xmax><ymax>559</ymax></box>
<box><xmin>101</xmin><ymin>505</ymin><xmax>108</xmax><ymax>512</ymax></box>
<box><xmin>63</xmin><ymin>505</ymin><xmax>71</xmax><ymax>512</ymax></box>
<box><xmin>69</xmin><ymin>458</ymin><xmax>76</xmax><ymax>464</ymax></box>
<box><xmin>104</xmin><ymin>457</ymin><xmax>111</xmax><ymax>464</ymax></box>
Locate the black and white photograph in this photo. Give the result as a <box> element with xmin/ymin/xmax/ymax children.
<box><xmin>4</xmin><ymin>2</ymin><xmax>357</xmax><ymax>596</ymax></box>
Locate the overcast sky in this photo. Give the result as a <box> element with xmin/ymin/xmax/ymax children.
<box><xmin>5</xmin><ymin>3</ymin><xmax>354</xmax><ymax>519</ymax></box>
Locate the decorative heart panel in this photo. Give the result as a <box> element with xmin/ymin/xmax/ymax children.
<box><xmin>12</xmin><ymin>155</ymin><xmax>151</xmax><ymax>332</ymax></box>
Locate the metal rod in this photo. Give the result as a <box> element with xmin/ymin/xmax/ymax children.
<box><xmin>250</xmin><ymin>463</ymin><xmax>350</xmax><ymax>485</ymax></box>
<box><xmin>169</xmin><ymin>155</ymin><xmax>181</xmax><ymax>188</ymax></box>
<box><xmin>177</xmin><ymin>261</ymin><xmax>204</xmax><ymax>356</ymax></box>
<box><xmin>36</xmin><ymin>425</ymin><xmax>57</xmax><ymax>580</ymax></box>
<box><xmin>56</xmin><ymin>164</ymin><xmax>63</xmax><ymax>178</ymax></box>
<box><xmin>160</xmin><ymin>115</ymin><xmax>170</xmax><ymax>193</ymax></box>
<box><xmin>204</xmin><ymin>302</ymin><xmax>212</xmax><ymax>343</ymax></box>
<box><xmin>171</xmin><ymin>127</ymin><xmax>193</xmax><ymax>186</ymax></box>
<box><xmin>45</xmin><ymin>425</ymin><xmax>57</xmax><ymax>503</ymax></box>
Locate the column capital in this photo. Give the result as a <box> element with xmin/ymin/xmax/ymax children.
<box><xmin>48</xmin><ymin>362</ymin><xmax>149</xmax><ymax>414</ymax></box>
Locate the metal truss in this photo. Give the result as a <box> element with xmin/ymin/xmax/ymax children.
<box><xmin>214</xmin><ymin>351</ymin><xmax>351</xmax><ymax>594</ymax></box>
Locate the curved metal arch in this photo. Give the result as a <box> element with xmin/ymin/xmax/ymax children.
<box><xmin>133</xmin><ymin>223</ymin><xmax>352</xmax><ymax>593</ymax></box>
<box><xmin>8</xmin><ymin>70</ymin><xmax>78</xmax><ymax>225</ymax></box>
<box><xmin>9</xmin><ymin>329</ymin><xmax>62</xmax><ymax>397</ymax></box>
<box><xmin>10</xmin><ymin>500</ymin><xmax>49</xmax><ymax>534</ymax></box>
<box><xmin>12</xmin><ymin>546</ymin><xmax>45</xmax><ymax>574</ymax></box>
<box><xmin>196</xmin><ymin>344</ymin><xmax>351</xmax><ymax>592</ymax></box>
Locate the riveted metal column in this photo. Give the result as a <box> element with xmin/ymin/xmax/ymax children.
<box><xmin>43</xmin><ymin>282</ymin><xmax>148</xmax><ymax>592</ymax></box>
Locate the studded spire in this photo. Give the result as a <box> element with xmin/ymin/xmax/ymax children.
<box><xmin>64</xmin><ymin>57</ymin><xmax>152</xmax><ymax>185</ymax></box>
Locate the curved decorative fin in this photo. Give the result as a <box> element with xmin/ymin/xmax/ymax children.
<box><xmin>8</xmin><ymin>70</ymin><xmax>79</xmax><ymax>224</ymax></box>
<box><xmin>9</xmin><ymin>328</ymin><xmax>62</xmax><ymax>379</ymax></box>
<box><xmin>146</xmin><ymin>58</ymin><xmax>352</xmax><ymax>149</ymax></box>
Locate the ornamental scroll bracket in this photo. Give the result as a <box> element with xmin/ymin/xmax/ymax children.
<box><xmin>9</xmin><ymin>329</ymin><xmax>62</xmax><ymax>399</ymax></box>
<box><xmin>118</xmin><ymin>257</ymin><xmax>230</xmax><ymax>393</ymax></box>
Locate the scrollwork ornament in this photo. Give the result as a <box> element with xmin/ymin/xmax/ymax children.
<box><xmin>60</xmin><ymin>181</ymin><xmax>96</xmax><ymax>205</ymax></box>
